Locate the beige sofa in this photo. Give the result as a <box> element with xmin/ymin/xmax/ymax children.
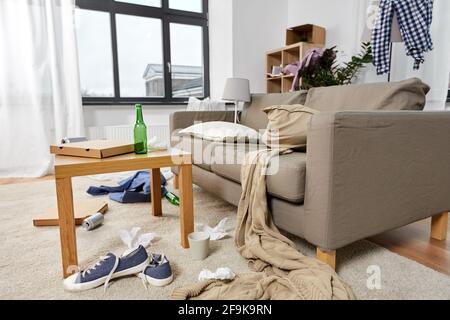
<box><xmin>170</xmin><ymin>78</ymin><xmax>450</xmax><ymax>269</ymax></box>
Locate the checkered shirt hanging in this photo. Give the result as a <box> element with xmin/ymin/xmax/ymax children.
<box><xmin>372</xmin><ymin>0</ymin><xmax>434</xmax><ymax>75</ymax></box>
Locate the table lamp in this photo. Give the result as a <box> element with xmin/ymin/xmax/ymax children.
<box><xmin>222</xmin><ymin>78</ymin><xmax>251</xmax><ymax>123</ymax></box>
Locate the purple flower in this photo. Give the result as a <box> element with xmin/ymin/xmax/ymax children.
<box><xmin>299</xmin><ymin>48</ymin><xmax>326</xmax><ymax>70</ymax></box>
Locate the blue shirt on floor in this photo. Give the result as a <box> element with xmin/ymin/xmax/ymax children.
<box><xmin>87</xmin><ymin>171</ymin><xmax>167</xmax><ymax>203</ymax></box>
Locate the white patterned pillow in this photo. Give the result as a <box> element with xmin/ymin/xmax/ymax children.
<box><xmin>178</xmin><ymin>121</ymin><xmax>260</xmax><ymax>142</ymax></box>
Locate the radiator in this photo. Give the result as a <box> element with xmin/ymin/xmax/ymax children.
<box><xmin>87</xmin><ymin>125</ymin><xmax>170</xmax><ymax>145</ymax></box>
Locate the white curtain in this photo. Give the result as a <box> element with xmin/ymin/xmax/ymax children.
<box><xmin>0</xmin><ymin>0</ymin><xmax>83</xmax><ymax>177</ymax></box>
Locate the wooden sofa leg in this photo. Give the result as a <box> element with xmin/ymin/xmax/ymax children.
<box><xmin>316</xmin><ymin>248</ymin><xmax>336</xmax><ymax>270</ymax></box>
<box><xmin>173</xmin><ymin>174</ymin><xmax>179</xmax><ymax>190</ymax></box>
<box><xmin>431</xmin><ymin>212</ymin><xmax>448</xmax><ymax>241</ymax></box>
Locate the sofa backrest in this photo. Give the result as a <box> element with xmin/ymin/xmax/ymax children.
<box><xmin>241</xmin><ymin>91</ymin><xmax>307</xmax><ymax>130</ymax></box>
<box><xmin>304</xmin><ymin>78</ymin><xmax>430</xmax><ymax>112</ymax></box>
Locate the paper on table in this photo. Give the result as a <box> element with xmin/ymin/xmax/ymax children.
<box><xmin>198</xmin><ymin>267</ymin><xmax>236</xmax><ymax>281</ymax></box>
<box><xmin>148</xmin><ymin>136</ymin><xmax>168</xmax><ymax>152</ymax></box>
<box><xmin>196</xmin><ymin>218</ymin><xmax>229</xmax><ymax>241</ymax></box>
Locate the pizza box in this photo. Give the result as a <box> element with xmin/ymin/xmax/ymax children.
<box><xmin>50</xmin><ymin>140</ymin><xmax>134</xmax><ymax>159</ymax></box>
<box><xmin>33</xmin><ymin>200</ymin><xmax>108</xmax><ymax>227</ymax></box>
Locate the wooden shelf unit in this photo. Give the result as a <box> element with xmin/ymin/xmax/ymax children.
<box><xmin>266</xmin><ymin>42</ymin><xmax>324</xmax><ymax>93</ymax></box>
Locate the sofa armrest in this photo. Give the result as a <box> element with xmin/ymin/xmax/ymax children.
<box><xmin>169</xmin><ymin>111</ymin><xmax>235</xmax><ymax>132</ymax></box>
<box><xmin>304</xmin><ymin>111</ymin><xmax>450</xmax><ymax>250</ymax></box>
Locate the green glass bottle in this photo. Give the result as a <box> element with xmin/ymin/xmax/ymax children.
<box><xmin>134</xmin><ymin>104</ymin><xmax>148</xmax><ymax>154</ymax></box>
<box><xmin>165</xmin><ymin>191</ymin><xmax>180</xmax><ymax>206</ymax></box>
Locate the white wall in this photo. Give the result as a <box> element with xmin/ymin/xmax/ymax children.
<box><xmin>208</xmin><ymin>0</ymin><xmax>234</xmax><ymax>99</ymax></box>
<box><xmin>287</xmin><ymin>0</ymin><xmax>362</xmax><ymax>60</ymax></box>
<box><xmin>286</xmin><ymin>0</ymin><xmax>450</xmax><ymax>104</ymax></box>
<box><xmin>287</xmin><ymin>0</ymin><xmax>383</xmax><ymax>83</ymax></box>
<box><xmin>83</xmin><ymin>105</ymin><xmax>185</xmax><ymax>129</ymax></box>
<box><xmin>209</xmin><ymin>0</ymin><xmax>289</xmax><ymax>96</ymax></box>
<box><xmin>212</xmin><ymin>0</ymin><xmax>382</xmax><ymax>96</ymax></box>
<box><xmin>232</xmin><ymin>0</ymin><xmax>288</xmax><ymax>93</ymax></box>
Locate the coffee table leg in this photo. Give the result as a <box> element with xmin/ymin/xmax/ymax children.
<box><xmin>151</xmin><ymin>169</ymin><xmax>162</xmax><ymax>216</ymax></box>
<box><xmin>56</xmin><ymin>177</ymin><xmax>78</xmax><ymax>279</ymax></box>
<box><xmin>179</xmin><ymin>164</ymin><xmax>194</xmax><ymax>248</ymax></box>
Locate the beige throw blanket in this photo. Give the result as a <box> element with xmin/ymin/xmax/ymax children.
<box><xmin>172</xmin><ymin>149</ymin><xmax>355</xmax><ymax>300</ymax></box>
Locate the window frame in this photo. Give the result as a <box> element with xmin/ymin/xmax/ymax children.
<box><xmin>76</xmin><ymin>0</ymin><xmax>210</xmax><ymax>105</ymax></box>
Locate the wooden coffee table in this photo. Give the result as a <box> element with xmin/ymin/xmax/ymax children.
<box><xmin>53</xmin><ymin>149</ymin><xmax>193</xmax><ymax>278</ymax></box>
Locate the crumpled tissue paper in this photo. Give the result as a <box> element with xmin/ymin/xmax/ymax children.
<box><xmin>119</xmin><ymin>227</ymin><xmax>157</xmax><ymax>256</ymax></box>
<box><xmin>196</xmin><ymin>218</ymin><xmax>229</xmax><ymax>241</ymax></box>
<box><xmin>198</xmin><ymin>267</ymin><xmax>236</xmax><ymax>281</ymax></box>
<box><xmin>148</xmin><ymin>136</ymin><xmax>167</xmax><ymax>152</ymax></box>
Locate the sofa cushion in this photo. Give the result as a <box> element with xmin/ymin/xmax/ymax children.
<box><xmin>304</xmin><ymin>78</ymin><xmax>430</xmax><ymax>111</ymax></box>
<box><xmin>240</xmin><ymin>91</ymin><xmax>308</xmax><ymax>131</ymax></box>
<box><xmin>262</xmin><ymin>104</ymin><xmax>318</xmax><ymax>149</ymax></box>
<box><xmin>211</xmin><ymin>146</ymin><xmax>307</xmax><ymax>204</ymax></box>
<box><xmin>174</xmin><ymin>135</ymin><xmax>215</xmax><ymax>172</ymax></box>
<box><xmin>210</xmin><ymin>142</ymin><xmax>260</xmax><ymax>169</ymax></box>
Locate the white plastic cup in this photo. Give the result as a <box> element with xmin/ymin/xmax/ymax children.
<box><xmin>188</xmin><ymin>232</ymin><xmax>210</xmax><ymax>260</ymax></box>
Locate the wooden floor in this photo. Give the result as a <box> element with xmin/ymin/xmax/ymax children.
<box><xmin>0</xmin><ymin>176</ymin><xmax>54</xmax><ymax>185</ymax></box>
<box><xmin>369</xmin><ymin>218</ymin><xmax>450</xmax><ymax>276</ymax></box>
<box><xmin>1</xmin><ymin>176</ymin><xmax>449</xmax><ymax>276</ymax></box>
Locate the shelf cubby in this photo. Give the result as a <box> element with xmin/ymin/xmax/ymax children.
<box><xmin>266</xmin><ymin>42</ymin><xmax>325</xmax><ymax>93</ymax></box>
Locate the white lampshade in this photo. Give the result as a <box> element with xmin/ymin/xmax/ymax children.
<box><xmin>222</xmin><ymin>78</ymin><xmax>251</xmax><ymax>102</ymax></box>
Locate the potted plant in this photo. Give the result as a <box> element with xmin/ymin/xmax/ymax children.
<box><xmin>297</xmin><ymin>42</ymin><xmax>373</xmax><ymax>90</ymax></box>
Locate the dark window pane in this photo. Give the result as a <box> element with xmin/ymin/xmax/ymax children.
<box><xmin>170</xmin><ymin>23</ymin><xmax>204</xmax><ymax>97</ymax></box>
<box><xmin>169</xmin><ymin>0</ymin><xmax>202</xmax><ymax>13</ymax></box>
<box><xmin>75</xmin><ymin>9</ymin><xmax>114</xmax><ymax>97</ymax></box>
<box><xmin>116</xmin><ymin>14</ymin><xmax>164</xmax><ymax>97</ymax></box>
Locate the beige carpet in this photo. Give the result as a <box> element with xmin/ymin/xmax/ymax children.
<box><xmin>0</xmin><ymin>176</ymin><xmax>449</xmax><ymax>300</ymax></box>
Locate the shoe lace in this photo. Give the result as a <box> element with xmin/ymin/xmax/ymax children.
<box><xmin>137</xmin><ymin>272</ymin><xmax>148</xmax><ymax>290</ymax></box>
<box><xmin>81</xmin><ymin>255</ymin><xmax>120</xmax><ymax>293</ymax></box>
<box><xmin>138</xmin><ymin>254</ymin><xmax>165</xmax><ymax>290</ymax></box>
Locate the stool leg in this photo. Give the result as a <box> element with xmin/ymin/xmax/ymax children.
<box><xmin>174</xmin><ymin>173</ymin><xmax>179</xmax><ymax>190</ymax></box>
<box><xmin>56</xmin><ymin>177</ymin><xmax>78</xmax><ymax>278</ymax></box>
<box><xmin>151</xmin><ymin>169</ymin><xmax>162</xmax><ymax>216</ymax></box>
<box><xmin>179</xmin><ymin>165</ymin><xmax>193</xmax><ymax>248</ymax></box>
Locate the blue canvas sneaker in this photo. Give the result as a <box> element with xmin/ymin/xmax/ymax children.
<box><xmin>63</xmin><ymin>245</ymin><xmax>149</xmax><ymax>292</ymax></box>
<box><xmin>141</xmin><ymin>254</ymin><xmax>173</xmax><ymax>287</ymax></box>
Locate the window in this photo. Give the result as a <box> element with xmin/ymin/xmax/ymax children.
<box><xmin>75</xmin><ymin>0</ymin><xmax>209</xmax><ymax>105</ymax></box>
<box><xmin>75</xmin><ymin>9</ymin><xmax>115</xmax><ymax>98</ymax></box>
<box><xmin>116</xmin><ymin>14</ymin><xmax>164</xmax><ymax>97</ymax></box>
<box><xmin>170</xmin><ymin>23</ymin><xmax>204</xmax><ymax>97</ymax></box>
